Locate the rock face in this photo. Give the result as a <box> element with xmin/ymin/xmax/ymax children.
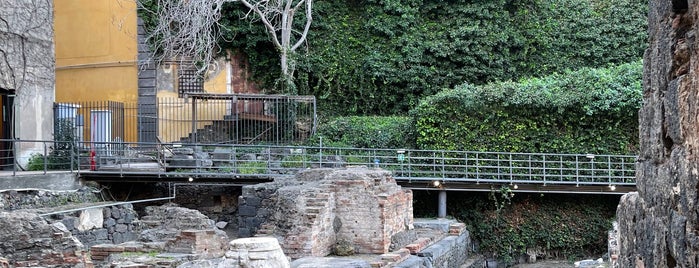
<box><xmin>238</xmin><ymin>167</ymin><xmax>413</xmax><ymax>259</ymax></box>
<box><xmin>616</xmin><ymin>1</ymin><xmax>699</xmax><ymax>267</ymax></box>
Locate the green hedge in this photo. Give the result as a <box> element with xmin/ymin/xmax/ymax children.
<box><xmin>411</xmin><ymin>61</ymin><xmax>642</xmax><ymax>154</ymax></box>
<box><xmin>308</xmin><ymin>116</ymin><xmax>414</xmax><ymax>149</ymax></box>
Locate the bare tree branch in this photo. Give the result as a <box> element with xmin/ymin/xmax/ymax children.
<box><xmin>139</xmin><ymin>0</ymin><xmax>313</xmax><ymax>93</ymax></box>
<box><xmin>137</xmin><ymin>0</ymin><xmax>227</xmax><ymax>74</ymax></box>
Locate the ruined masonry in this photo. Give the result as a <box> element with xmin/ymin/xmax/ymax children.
<box><xmin>238</xmin><ymin>166</ymin><xmax>413</xmax><ymax>258</ymax></box>
<box><xmin>616</xmin><ymin>1</ymin><xmax>699</xmax><ymax>267</ymax></box>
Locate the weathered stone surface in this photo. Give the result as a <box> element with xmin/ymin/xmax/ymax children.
<box><xmin>616</xmin><ymin>1</ymin><xmax>699</xmax><ymax>267</ymax></box>
<box><xmin>0</xmin><ymin>211</ymin><xmax>91</xmax><ymax>267</ymax></box>
<box><xmin>76</xmin><ymin>208</ymin><xmax>104</xmax><ymax>231</ymax></box>
<box><xmin>291</xmin><ymin>257</ymin><xmax>372</xmax><ymax>268</ymax></box>
<box><xmin>0</xmin><ymin>0</ymin><xmax>55</xmax><ymax>162</ymax></box>
<box><xmin>140</xmin><ymin>203</ymin><xmax>225</xmax><ymax>243</ymax></box>
<box><xmin>225</xmin><ymin>237</ymin><xmax>290</xmax><ymax>268</ymax></box>
<box><xmin>238</xmin><ymin>167</ymin><xmax>413</xmax><ymax>259</ymax></box>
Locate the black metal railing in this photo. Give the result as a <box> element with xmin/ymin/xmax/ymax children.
<box><xmin>3</xmin><ymin>140</ymin><xmax>637</xmax><ymax>188</ymax></box>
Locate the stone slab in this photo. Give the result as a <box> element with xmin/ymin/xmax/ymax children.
<box><xmin>0</xmin><ymin>172</ymin><xmax>80</xmax><ymax>191</ymax></box>
<box><xmin>291</xmin><ymin>257</ymin><xmax>372</xmax><ymax>268</ymax></box>
<box><xmin>413</xmin><ymin>218</ymin><xmax>457</xmax><ymax>233</ymax></box>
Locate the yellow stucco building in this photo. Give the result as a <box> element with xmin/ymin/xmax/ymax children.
<box><xmin>53</xmin><ymin>0</ymin><xmax>236</xmax><ymax>143</ymax></box>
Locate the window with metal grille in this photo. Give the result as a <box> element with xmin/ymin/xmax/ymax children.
<box><xmin>178</xmin><ymin>67</ymin><xmax>203</xmax><ymax>96</ymax></box>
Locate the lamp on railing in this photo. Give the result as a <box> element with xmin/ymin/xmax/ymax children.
<box><xmin>188</xmin><ymin>177</ymin><xmax>194</xmax><ymax>182</ymax></box>
<box><xmin>432</xmin><ymin>180</ymin><xmax>442</xmax><ymax>188</ymax></box>
<box><xmin>609</xmin><ymin>185</ymin><xmax>616</xmax><ymax>191</ymax></box>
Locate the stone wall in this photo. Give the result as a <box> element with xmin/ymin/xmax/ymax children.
<box><xmin>616</xmin><ymin>1</ymin><xmax>699</xmax><ymax>267</ymax></box>
<box><xmin>0</xmin><ymin>211</ymin><xmax>92</xmax><ymax>267</ymax></box>
<box><xmin>54</xmin><ymin>204</ymin><xmax>140</xmax><ymax>247</ymax></box>
<box><xmin>238</xmin><ymin>167</ymin><xmax>413</xmax><ymax>258</ymax></box>
<box><xmin>0</xmin><ymin>188</ymin><xmax>99</xmax><ymax>210</ymax></box>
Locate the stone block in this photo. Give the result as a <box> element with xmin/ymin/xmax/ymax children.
<box><xmin>76</xmin><ymin>208</ymin><xmax>104</xmax><ymax>232</ymax></box>
<box><xmin>94</xmin><ymin>229</ymin><xmax>109</xmax><ymax>240</ymax></box>
<box><xmin>171</xmin><ymin>147</ymin><xmax>194</xmax><ymax>155</ymax></box>
<box><xmin>111</xmin><ymin>208</ymin><xmax>122</xmax><ymax>219</ymax></box>
<box><xmin>238</xmin><ymin>205</ymin><xmax>257</xmax><ymax>217</ymax></box>
<box><xmin>116</xmin><ymin>223</ymin><xmax>129</xmax><ymax>233</ymax></box>
<box><xmin>245</xmin><ymin>196</ymin><xmax>262</xmax><ymax>207</ymax></box>
<box><xmin>104</xmin><ymin>218</ymin><xmax>116</xmax><ymax>228</ymax></box>
<box><xmin>212</xmin><ymin>147</ymin><xmax>233</xmax><ymax>161</ymax></box>
<box><xmin>238</xmin><ymin>228</ymin><xmax>252</xmax><ymax>238</ymax></box>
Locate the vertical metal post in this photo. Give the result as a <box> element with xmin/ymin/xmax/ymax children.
<box><xmin>191</xmin><ymin>97</ymin><xmax>197</xmax><ymax>144</ymax></box>
<box><xmin>509</xmin><ymin>154</ymin><xmax>513</xmax><ymax>183</ymax></box>
<box><xmin>438</xmin><ymin>190</ymin><xmax>447</xmax><ymax>218</ymax></box>
<box><xmin>43</xmin><ymin>141</ymin><xmax>48</xmax><ymax>174</ymax></box>
<box><xmin>608</xmin><ymin>156</ymin><xmax>612</xmax><ymax>184</ymax></box>
<box><xmin>576</xmin><ymin>155</ymin><xmax>580</xmax><ymax>185</ymax></box>
<box><xmin>12</xmin><ymin>139</ymin><xmax>17</xmax><ymax>176</ymax></box>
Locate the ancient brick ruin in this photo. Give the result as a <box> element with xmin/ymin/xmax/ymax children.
<box><xmin>238</xmin><ymin>166</ymin><xmax>413</xmax><ymax>258</ymax></box>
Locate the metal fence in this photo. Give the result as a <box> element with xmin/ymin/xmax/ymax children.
<box><xmin>4</xmin><ymin>140</ymin><xmax>636</xmax><ymax>188</ymax></box>
<box><xmin>54</xmin><ymin>94</ymin><xmax>316</xmax><ymax>146</ymax></box>
<box><xmin>160</xmin><ymin>94</ymin><xmax>316</xmax><ymax>145</ymax></box>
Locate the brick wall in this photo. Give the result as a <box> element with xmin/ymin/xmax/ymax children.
<box><xmin>238</xmin><ymin>167</ymin><xmax>413</xmax><ymax>258</ymax></box>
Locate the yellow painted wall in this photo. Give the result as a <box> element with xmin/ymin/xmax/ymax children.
<box><xmin>54</xmin><ymin>0</ymin><xmax>139</xmax><ymax>141</ymax></box>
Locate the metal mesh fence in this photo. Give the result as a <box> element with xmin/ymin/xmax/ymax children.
<box><xmin>55</xmin><ymin>95</ymin><xmax>316</xmax><ymax>146</ymax></box>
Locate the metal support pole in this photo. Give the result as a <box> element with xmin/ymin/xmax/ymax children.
<box><xmin>438</xmin><ymin>190</ymin><xmax>447</xmax><ymax>218</ymax></box>
<box><xmin>191</xmin><ymin>97</ymin><xmax>197</xmax><ymax>144</ymax></box>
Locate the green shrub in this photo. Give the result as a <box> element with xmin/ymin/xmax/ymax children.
<box><xmin>308</xmin><ymin>116</ymin><xmax>414</xmax><ymax>149</ymax></box>
<box><xmin>237</xmin><ymin>161</ymin><xmax>267</xmax><ymax>174</ymax></box>
<box><xmin>413</xmin><ymin>191</ymin><xmax>618</xmax><ymax>264</ymax></box>
<box><xmin>27</xmin><ymin>153</ymin><xmax>47</xmax><ymax>171</ymax></box>
<box><xmin>411</xmin><ymin>61</ymin><xmax>642</xmax><ymax>154</ymax></box>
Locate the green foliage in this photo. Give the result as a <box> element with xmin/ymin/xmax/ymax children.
<box><xmin>411</xmin><ymin>61</ymin><xmax>642</xmax><ymax>154</ymax></box>
<box><xmin>281</xmin><ymin>154</ymin><xmax>308</xmax><ymax>168</ymax></box>
<box><xmin>308</xmin><ymin>116</ymin><xmax>414</xmax><ymax>149</ymax></box>
<box><xmin>139</xmin><ymin>0</ymin><xmax>646</xmax><ymax>114</ymax></box>
<box><xmin>27</xmin><ymin>153</ymin><xmax>46</xmax><ymax>171</ymax></box>
<box><xmin>237</xmin><ymin>161</ymin><xmax>267</xmax><ymax>174</ymax></box>
<box><xmin>138</xmin><ymin>0</ymin><xmax>646</xmax><ymax>114</ymax></box>
<box><xmin>50</xmin><ymin>119</ymin><xmax>79</xmax><ymax>169</ymax></box>
<box><xmin>414</xmin><ymin>191</ymin><xmax>618</xmax><ymax>263</ymax></box>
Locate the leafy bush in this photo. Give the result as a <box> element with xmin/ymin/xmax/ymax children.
<box><xmin>27</xmin><ymin>153</ymin><xmax>47</xmax><ymax>171</ymax></box>
<box><xmin>50</xmin><ymin>119</ymin><xmax>78</xmax><ymax>169</ymax></box>
<box><xmin>308</xmin><ymin>116</ymin><xmax>414</xmax><ymax>149</ymax></box>
<box><xmin>237</xmin><ymin>161</ymin><xmax>267</xmax><ymax>174</ymax></box>
<box><xmin>411</xmin><ymin>61</ymin><xmax>642</xmax><ymax>154</ymax></box>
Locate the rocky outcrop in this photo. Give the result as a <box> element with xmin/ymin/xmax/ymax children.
<box><xmin>616</xmin><ymin>1</ymin><xmax>699</xmax><ymax>267</ymax></box>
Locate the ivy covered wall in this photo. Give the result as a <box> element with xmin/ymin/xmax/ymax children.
<box><xmin>218</xmin><ymin>0</ymin><xmax>647</xmax><ymax>115</ymax></box>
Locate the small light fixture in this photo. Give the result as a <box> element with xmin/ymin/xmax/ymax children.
<box><xmin>609</xmin><ymin>185</ymin><xmax>616</xmax><ymax>191</ymax></box>
<box><xmin>188</xmin><ymin>177</ymin><xmax>194</xmax><ymax>182</ymax></box>
<box><xmin>432</xmin><ymin>180</ymin><xmax>442</xmax><ymax>187</ymax></box>
<box><xmin>513</xmin><ymin>184</ymin><xmax>519</xmax><ymax>190</ymax></box>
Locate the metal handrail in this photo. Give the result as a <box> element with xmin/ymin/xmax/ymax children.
<box><xmin>1</xmin><ymin>139</ymin><xmax>637</xmax><ymax>186</ymax></box>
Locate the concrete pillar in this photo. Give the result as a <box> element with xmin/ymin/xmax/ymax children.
<box><xmin>438</xmin><ymin>190</ymin><xmax>447</xmax><ymax>218</ymax></box>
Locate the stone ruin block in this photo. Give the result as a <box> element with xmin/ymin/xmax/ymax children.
<box><xmin>238</xmin><ymin>166</ymin><xmax>413</xmax><ymax>259</ymax></box>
